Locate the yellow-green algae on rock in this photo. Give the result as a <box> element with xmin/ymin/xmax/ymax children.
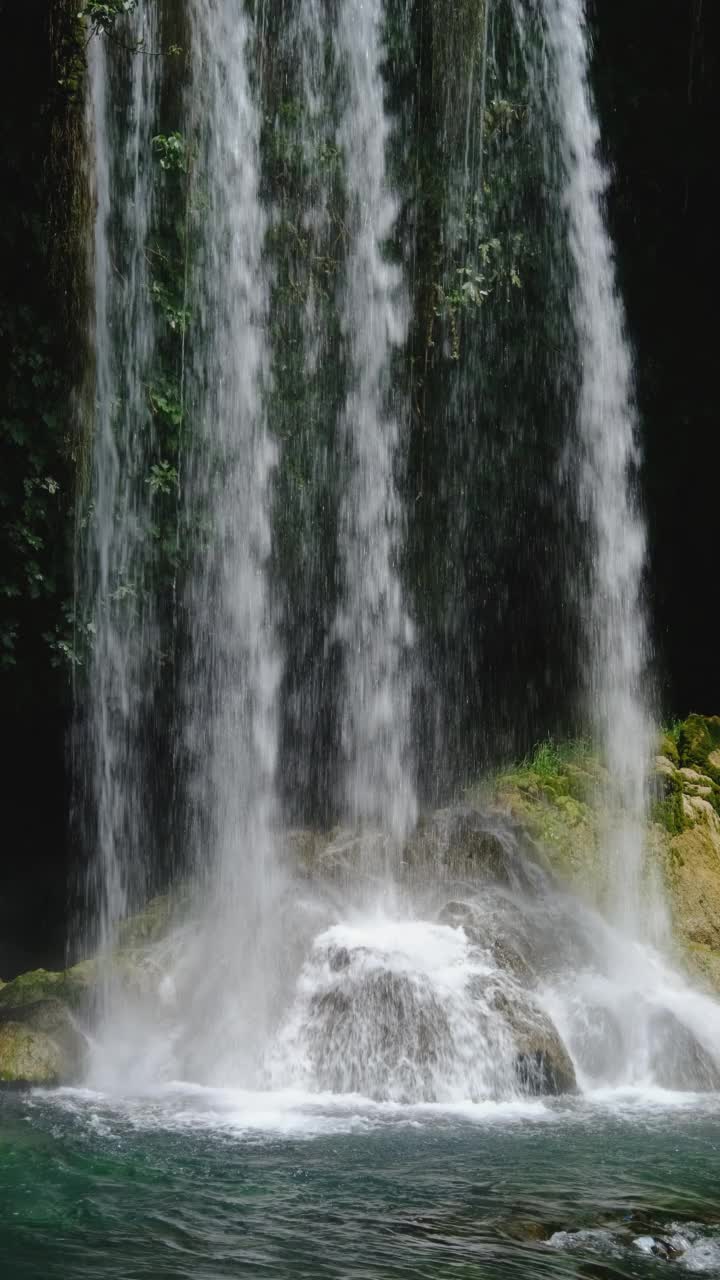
<box><xmin>0</xmin><ymin>1022</ymin><xmax>65</xmax><ymax>1085</ymax></box>
<box><xmin>470</xmin><ymin>716</ymin><xmax>720</xmax><ymax>994</ymax></box>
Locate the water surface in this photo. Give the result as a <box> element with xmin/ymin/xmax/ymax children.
<box><xmin>3</xmin><ymin>1087</ymin><xmax>720</xmax><ymax>1278</ymax></box>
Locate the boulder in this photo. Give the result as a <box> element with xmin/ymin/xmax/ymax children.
<box><xmin>0</xmin><ymin>1023</ymin><xmax>65</xmax><ymax>1085</ymax></box>
<box><xmin>490</xmin><ymin>986</ymin><xmax>577</xmax><ymax>1095</ymax></box>
<box><xmin>647</xmin><ymin>1009</ymin><xmax>720</xmax><ymax>1091</ymax></box>
<box><xmin>0</xmin><ymin>998</ymin><xmax>86</xmax><ymax>1085</ymax></box>
<box><xmin>305</xmin><ymin>969</ymin><xmax>451</xmax><ymax>1102</ymax></box>
<box><xmin>408</xmin><ymin>806</ymin><xmax>549</xmax><ymax>893</ymax></box>
<box><xmin>0</xmin><ymin>963</ymin><xmax>95</xmax><ymax>1014</ymax></box>
<box><xmin>437</xmin><ymin>899</ymin><xmax>534</xmax><ymax>983</ymax></box>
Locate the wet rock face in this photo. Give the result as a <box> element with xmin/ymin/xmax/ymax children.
<box><xmin>0</xmin><ymin>998</ymin><xmax>86</xmax><ymax>1085</ymax></box>
<box><xmin>0</xmin><ymin>1023</ymin><xmax>65</xmax><ymax>1085</ymax></box>
<box><xmin>648</xmin><ymin>1008</ymin><xmax>720</xmax><ymax>1091</ymax></box>
<box><xmin>409</xmin><ymin>806</ymin><xmax>551</xmax><ymax>894</ymax></box>
<box><xmin>489</xmin><ymin>987</ymin><xmax>577</xmax><ymax>1096</ymax></box>
<box><xmin>306</xmin><ymin>970</ymin><xmax>452</xmax><ymax>1102</ymax></box>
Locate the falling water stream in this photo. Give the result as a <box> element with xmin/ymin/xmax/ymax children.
<box><xmin>68</xmin><ymin>0</ymin><xmax>720</xmax><ymax>1215</ymax></box>
<box><xmin>539</xmin><ymin>0</ymin><xmax>658</xmax><ymax>938</ymax></box>
<box><xmin>334</xmin><ymin>0</ymin><xmax>416</xmax><ymax>852</ymax></box>
<box><xmin>7</xmin><ymin>2</ymin><xmax>720</xmax><ymax>1273</ymax></box>
<box><xmin>82</xmin><ymin>3</ymin><xmax>159</xmax><ymax>967</ymax></box>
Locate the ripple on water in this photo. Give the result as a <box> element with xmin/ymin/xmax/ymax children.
<box><xmin>3</xmin><ymin>1087</ymin><xmax>720</xmax><ymax>1280</ymax></box>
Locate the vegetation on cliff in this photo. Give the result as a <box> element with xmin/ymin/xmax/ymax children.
<box><xmin>469</xmin><ymin>715</ymin><xmax>720</xmax><ymax>994</ymax></box>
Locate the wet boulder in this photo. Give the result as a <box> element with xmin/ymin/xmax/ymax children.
<box><xmin>0</xmin><ymin>998</ymin><xmax>86</xmax><ymax>1085</ymax></box>
<box><xmin>305</xmin><ymin>969</ymin><xmax>451</xmax><ymax>1102</ymax></box>
<box><xmin>0</xmin><ymin>1023</ymin><xmax>65</xmax><ymax>1085</ymax></box>
<box><xmin>437</xmin><ymin>899</ymin><xmax>535</xmax><ymax>983</ymax></box>
<box><xmin>490</xmin><ymin>986</ymin><xmax>577</xmax><ymax>1095</ymax></box>
<box><xmin>409</xmin><ymin>806</ymin><xmax>549</xmax><ymax>893</ymax></box>
<box><xmin>647</xmin><ymin>1008</ymin><xmax>720</xmax><ymax>1091</ymax></box>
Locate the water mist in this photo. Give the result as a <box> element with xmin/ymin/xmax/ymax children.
<box><xmin>334</xmin><ymin>0</ymin><xmax>416</xmax><ymax>854</ymax></box>
<box><xmin>83</xmin><ymin>4</ymin><xmax>160</xmax><ymax>980</ymax></box>
<box><xmin>76</xmin><ymin>0</ymin><xmax>720</xmax><ymax>1105</ymax></box>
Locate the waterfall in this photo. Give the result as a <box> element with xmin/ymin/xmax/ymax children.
<box><xmin>83</xmin><ymin>6</ymin><xmax>160</xmax><ymax>968</ymax></box>
<box><xmin>178</xmin><ymin>0</ymin><xmax>281</xmax><ymax>1079</ymax></box>
<box><xmin>74</xmin><ymin>0</ymin><xmax>720</xmax><ymax>1104</ymax></box>
<box><xmin>334</xmin><ymin>0</ymin><xmax>416</xmax><ymax>850</ymax></box>
<box><xmin>516</xmin><ymin>0</ymin><xmax>657</xmax><ymax>936</ymax></box>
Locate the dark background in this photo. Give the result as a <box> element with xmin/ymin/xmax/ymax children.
<box><xmin>0</xmin><ymin>0</ymin><xmax>717</xmax><ymax>977</ymax></box>
<box><xmin>591</xmin><ymin>0</ymin><xmax>718</xmax><ymax>716</ymax></box>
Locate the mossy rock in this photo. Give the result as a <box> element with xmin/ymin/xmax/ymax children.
<box><xmin>488</xmin><ymin>778</ymin><xmax>600</xmax><ymax>892</ymax></box>
<box><xmin>651</xmin><ymin>769</ymin><xmax>687</xmax><ymax>836</ymax></box>
<box><xmin>115</xmin><ymin>894</ymin><xmax>177</xmax><ymax>948</ymax></box>
<box><xmin>0</xmin><ymin>998</ymin><xmax>87</xmax><ymax>1081</ymax></box>
<box><xmin>0</xmin><ymin>962</ymin><xmax>96</xmax><ymax>1014</ymax></box>
<box><xmin>0</xmin><ymin>1022</ymin><xmax>65</xmax><ymax>1085</ymax></box>
<box><xmin>663</xmin><ymin>818</ymin><xmax>720</xmax><ymax>954</ymax></box>
<box><xmin>659</xmin><ymin>733</ymin><xmax>680</xmax><ymax>767</ymax></box>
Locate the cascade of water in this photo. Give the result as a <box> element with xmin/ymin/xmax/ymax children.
<box><xmin>76</xmin><ymin>2</ymin><xmax>720</xmax><ymax>1106</ymax></box>
<box><xmin>334</xmin><ymin>0</ymin><xmax>416</xmax><ymax>851</ymax></box>
<box><xmin>179</xmin><ymin>0</ymin><xmax>282</xmax><ymax>1080</ymax></box>
<box><xmin>516</xmin><ymin>0</ymin><xmax>657</xmax><ymax>936</ymax></box>
<box><xmin>83</xmin><ymin>8</ymin><xmax>159</xmax><ymax>968</ymax></box>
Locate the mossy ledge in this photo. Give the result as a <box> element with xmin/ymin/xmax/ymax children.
<box><xmin>0</xmin><ymin>894</ymin><xmax>182</xmax><ymax>1085</ymax></box>
<box><xmin>468</xmin><ymin>714</ymin><xmax>720</xmax><ymax>994</ymax></box>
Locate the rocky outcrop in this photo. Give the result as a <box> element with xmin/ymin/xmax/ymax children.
<box><xmin>0</xmin><ymin>962</ymin><xmax>96</xmax><ymax>1015</ymax></box>
<box><xmin>0</xmin><ymin>1023</ymin><xmax>66</xmax><ymax>1086</ymax></box>
<box><xmin>479</xmin><ymin>716</ymin><xmax>720</xmax><ymax>994</ymax></box>
<box><xmin>647</xmin><ymin>1008</ymin><xmax>720</xmax><ymax>1091</ymax></box>
<box><xmin>0</xmin><ymin>963</ymin><xmax>95</xmax><ymax>1084</ymax></box>
<box><xmin>0</xmin><ymin>998</ymin><xmax>87</xmax><ymax>1085</ymax></box>
<box><xmin>490</xmin><ymin>986</ymin><xmax>577</xmax><ymax>1096</ymax></box>
<box><xmin>405</xmin><ymin>806</ymin><xmax>552</xmax><ymax>893</ymax></box>
<box><xmin>0</xmin><ymin>898</ymin><xmax>179</xmax><ymax>1085</ymax></box>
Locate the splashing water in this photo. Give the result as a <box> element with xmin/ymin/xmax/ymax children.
<box><xmin>77</xmin><ymin>1</ymin><xmax>720</xmax><ymax>1108</ymax></box>
<box><xmin>334</xmin><ymin>0</ymin><xmax>416</xmax><ymax>853</ymax></box>
<box><xmin>529</xmin><ymin>0</ymin><xmax>658</xmax><ymax>936</ymax></box>
<box><xmin>82</xmin><ymin>4</ymin><xmax>160</xmax><ymax>975</ymax></box>
<box><xmin>176</xmin><ymin>0</ymin><xmax>284</xmax><ymax>1081</ymax></box>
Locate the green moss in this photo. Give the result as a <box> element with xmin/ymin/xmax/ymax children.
<box><xmin>0</xmin><ymin>1023</ymin><xmax>64</xmax><ymax>1085</ymax></box>
<box><xmin>678</xmin><ymin>714</ymin><xmax>720</xmax><ymax>772</ymax></box>
<box><xmin>0</xmin><ymin>963</ymin><xmax>95</xmax><ymax>1013</ymax></box>
<box><xmin>467</xmin><ymin>739</ymin><xmax>602</xmax><ymax>890</ymax></box>
<box><xmin>651</xmin><ymin>771</ymin><xmax>687</xmax><ymax>836</ymax></box>
<box><xmin>659</xmin><ymin>731</ymin><xmax>680</xmax><ymax>767</ymax></box>
<box><xmin>493</xmin><ymin>738</ymin><xmax>597</xmax><ymax>801</ymax></box>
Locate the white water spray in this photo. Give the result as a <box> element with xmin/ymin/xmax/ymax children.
<box><xmin>335</xmin><ymin>0</ymin><xmax>416</xmax><ymax>849</ymax></box>
<box><xmin>534</xmin><ymin>0</ymin><xmax>658</xmax><ymax>936</ymax></box>
<box><xmin>179</xmin><ymin>0</ymin><xmax>283</xmax><ymax>1080</ymax></box>
<box><xmin>83</xmin><ymin>7</ymin><xmax>159</xmax><ymax>963</ymax></box>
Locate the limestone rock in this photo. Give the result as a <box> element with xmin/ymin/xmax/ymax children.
<box><xmin>682</xmin><ymin>793</ymin><xmax>720</xmax><ymax>830</ymax></box>
<box><xmin>0</xmin><ymin>998</ymin><xmax>86</xmax><ymax>1084</ymax></box>
<box><xmin>677</xmin><ymin>767</ymin><xmax>711</xmax><ymax>785</ymax></box>
<box><xmin>491</xmin><ymin>987</ymin><xmax>577</xmax><ymax>1095</ymax></box>
<box><xmin>437</xmin><ymin>899</ymin><xmax>534</xmax><ymax>983</ymax></box>
<box><xmin>0</xmin><ymin>1023</ymin><xmax>65</xmax><ymax>1085</ymax></box>
<box><xmin>655</xmin><ymin>755</ymin><xmax>676</xmax><ymax>776</ymax></box>
<box><xmin>408</xmin><ymin>806</ymin><xmax>550</xmax><ymax>893</ymax></box>
<box><xmin>647</xmin><ymin>1008</ymin><xmax>720</xmax><ymax>1091</ymax></box>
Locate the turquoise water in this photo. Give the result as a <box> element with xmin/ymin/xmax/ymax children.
<box><xmin>2</xmin><ymin>1087</ymin><xmax>720</xmax><ymax>1278</ymax></box>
